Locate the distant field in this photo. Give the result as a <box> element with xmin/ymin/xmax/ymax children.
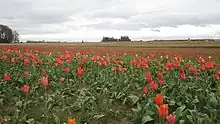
<box><xmin>1</xmin><ymin>41</ymin><xmax>220</xmax><ymax>48</ymax></box>
<box><xmin>66</xmin><ymin>41</ymin><xmax>220</xmax><ymax>48</ymax></box>
<box><xmin>0</xmin><ymin>41</ymin><xmax>220</xmax><ymax>60</ymax></box>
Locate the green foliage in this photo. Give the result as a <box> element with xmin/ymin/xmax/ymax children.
<box><xmin>0</xmin><ymin>49</ymin><xmax>219</xmax><ymax>124</ymax></box>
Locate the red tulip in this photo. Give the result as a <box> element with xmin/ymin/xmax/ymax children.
<box><xmin>180</xmin><ymin>73</ymin><xmax>186</xmax><ymax>80</ymax></box>
<box><xmin>77</xmin><ymin>67</ymin><xmax>84</xmax><ymax>78</ymax></box>
<box><xmin>111</xmin><ymin>66</ymin><xmax>117</xmax><ymax>72</ymax></box>
<box><xmin>189</xmin><ymin>66</ymin><xmax>197</xmax><ymax>73</ymax></box>
<box><xmin>150</xmin><ymin>82</ymin><xmax>158</xmax><ymax>91</ymax></box>
<box><xmin>143</xmin><ymin>87</ymin><xmax>148</xmax><ymax>95</ymax></box>
<box><xmin>216</xmin><ymin>71</ymin><xmax>220</xmax><ymax>75</ymax></box>
<box><xmin>118</xmin><ymin>60</ymin><xmax>123</xmax><ymax>65</ymax></box>
<box><xmin>105</xmin><ymin>56</ymin><xmax>110</xmax><ymax>63</ymax></box>
<box><xmin>198</xmin><ymin>57</ymin><xmax>205</xmax><ymax>64</ymax></box>
<box><xmin>41</xmin><ymin>68</ymin><xmax>46</xmax><ymax>75</ymax></box>
<box><xmin>144</xmin><ymin>64</ymin><xmax>149</xmax><ymax>69</ymax></box>
<box><xmin>164</xmin><ymin>66</ymin><xmax>169</xmax><ymax>71</ymax></box>
<box><xmin>4</xmin><ymin>73</ymin><xmax>11</xmax><ymax>81</ymax></box>
<box><xmin>159</xmin><ymin>79</ymin><xmax>164</xmax><ymax>86</ymax></box>
<box><xmin>38</xmin><ymin>59</ymin><xmax>43</xmax><ymax>65</ymax></box>
<box><xmin>98</xmin><ymin>61</ymin><xmax>102</xmax><ymax>66</ymax></box>
<box><xmin>11</xmin><ymin>58</ymin><xmax>16</xmax><ymax>63</ymax></box>
<box><xmin>63</xmin><ymin>67</ymin><xmax>70</xmax><ymax>73</ymax></box>
<box><xmin>33</xmin><ymin>59</ymin><xmax>38</xmax><ymax>65</ymax></box>
<box><xmin>180</xmin><ymin>68</ymin><xmax>185</xmax><ymax>73</ymax></box>
<box><xmin>167</xmin><ymin>114</ymin><xmax>176</xmax><ymax>124</ymax></box>
<box><xmin>200</xmin><ymin>64</ymin><xmax>206</xmax><ymax>71</ymax></box>
<box><xmin>23</xmin><ymin>58</ymin><xmax>30</xmax><ymax>67</ymax></box>
<box><xmin>59</xmin><ymin>77</ymin><xmax>65</xmax><ymax>82</ymax></box>
<box><xmin>21</xmin><ymin>85</ymin><xmax>30</xmax><ymax>94</ymax></box>
<box><xmin>102</xmin><ymin>61</ymin><xmax>108</xmax><ymax>67</ymax></box>
<box><xmin>55</xmin><ymin>58</ymin><xmax>63</xmax><ymax>65</ymax></box>
<box><xmin>40</xmin><ymin>76</ymin><xmax>48</xmax><ymax>87</ymax></box>
<box><xmin>157</xmin><ymin>72</ymin><xmax>163</xmax><ymax>80</ymax></box>
<box><xmin>118</xmin><ymin>66</ymin><xmax>123</xmax><ymax>72</ymax></box>
<box><xmin>173</xmin><ymin>61</ymin><xmax>180</xmax><ymax>67</ymax></box>
<box><xmin>131</xmin><ymin>59</ymin><xmax>137</xmax><ymax>66</ymax></box>
<box><xmin>193</xmin><ymin>71</ymin><xmax>198</xmax><ymax>77</ymax></box>
<box><xmin>185</xmin><ymin>63</ymin><xmax>190</xmax><ymax>68</ymax></box>
<box><xmin>205</xmin><ymin>62</ymin><xmax>215</xmax><ymax>69</ymax></box>
<box><xmin>157</xmin><ymin>61</ymin><xmax>161</xmax><ymax>66</ymax></box>
<box><xmin>0</xmin><ymin>55</ymin><xmax>7</xmax><ymax>61</ymax></box>
<box><xmin>145</xmin><ymin>71</ymin><xmax>153</xmax><ymax>82</ymax></box>
<box><xmin>24</xmin><ymin>71</ymin><xmax>29</xmax><ymax>77</ymax></box>
<box><xmin>215</xmin><ymin>74</ymin><xmax>219</xmax><ymax>81</ymax></box>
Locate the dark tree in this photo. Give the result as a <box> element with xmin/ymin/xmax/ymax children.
<box><xmin>12</xmin><ymin>30</ymin><xmax>20</xmax><ymax>43</ymax></box>
<box><xmin>101</xmin><ymin>36</ymin><xmax>118</xmax><ymax>42</ymax></box>
<box><xmin>0</xmin><ymin>24</ymin><xmax>13</xmax><ymax>43</ymax></box>
<box><xmin>119</xmin><ymin>36</ymin><xmax>131</xmax><ymax>42</ymax></box>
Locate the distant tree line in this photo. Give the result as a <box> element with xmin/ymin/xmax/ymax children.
<box><xmin>26</xmin><ymin>40</ymin><xmax>62</xmax><ymax>43</ymax></box>
<box><xmin>153</xmin><ymin>39</ymin><xmax>215</xmax><ymax>42</ymax></box>
<box><xmin>0</xmin><ymin>24</ymin><xmax>19</xmax><ymax>43</ymax></box>
<box><xmin>101</xmin><ymin>36</ymin><xmax>131</xmax><ymax>42</ymax></box>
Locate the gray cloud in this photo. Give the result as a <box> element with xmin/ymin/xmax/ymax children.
<box><xmin>0</xmin><ymin>0</ymin><xmax>112</xmax><ymax>34</ymax></box>
<box><xmin>84</xmin><ymin>11</ymin><xmax>220</xmax><ymax>30</ymax></box>
<box><xmin>133</xmin><ymin>12</ymin><xmax>220</xmax><ymax>28</ymax></box>
<box><xmin>151</xmin><ymin>29</ymin><xmax>160</xmax><ymax>32</ymax></box>
<box><xmin>0</xmin><ymin>0</ymin><xmax>220</xmax><ymax>41</ymax></box>
<box><xmin>83</xmin><ymin>21</ymin><xmax>148</xmax><ymax>30</ymax></box>
<box><xmin>88</xmin><ymin>10</ymin><xmax>138</xmax><ymax>19</ymax></box>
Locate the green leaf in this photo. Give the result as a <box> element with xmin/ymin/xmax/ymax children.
<box><xmin>142</xmin><ymin>115</ymin><xmax>153</xmax><ymax>124</ymax></box>
<box><xmin>209</xmin><ymin>95</ymin><xmax>218</xmax><ymax>107</ymax></box>
<box><xmin>210</xmin><ymin>109</ymin><xmax>217</xmax><ymax>120</ymax></box>
<box><xmin>169</xmin><ymin>100</ymin><xmax>176</xmax><ymax>106</ymax></box>
<box><xmin>143</xmin><ymin>103</ymin><xmax>155</xmax><ymax>116</ymax></box>
<box><xmin>189</xmin><ymin>110</ymin><xmax>198</xmax><ymax>122</ymax></box>
<box><xmin>18</xmin><ymin>78</ymin><xmax>24</xmax><ymax>83</ymax></box>
<box><xmin>179</xmin><ymin>120</ymin><xmax>185</xmax><ymax>124</ymax></box>
<box><xmin>26</xmin><ymin>118</ymin><xmax>34</xmax><ymax>123</ymax></box>
<box><xmin>174</xmin><ymin>105</ymin><xmax>186</xmax><ymax>120</ymax></box>
<box><xmin>128</xmin><ymin>95</ymin><xmax>139</xmax><ymax>105</ymax></box>
<box><xmin>191</xmin><ymin>98</ymin><xmax>199</xmax><ymax>104</ymax></box>
<box><xmin>48</xmin><ymin>103</ymin><xmax>53</xmax><ymax>110</ymax></box>
<box><xmin>137</xmin><ymin>102</ymin><xmax>142</xmax><ymax>111</ymax></box>
<box><xmin>93</xmin><ymin>114</ymin><xmax>105</xmax><ymax>119</ymax></box>
<box><xmin>53</xmin><ymin>114</ymin><xmax>60</xmax><ymax>124</ymax></box>
<box><xmin>187</xmin><ymin>115</ymin><xmax>193</xmax><ymax>123</ymax></box>
<box><xmin>122</xmin><ymin>98</ymin><xmax>127</xmax><ymax>105</ymax></box>
<box><xmin>200</xmin><ymin>113</ymin><xmax>210</xmax><ymax>123</ymax></box>
<box><xmin>15</xmin><ymin>101</ymin><xmax>23</xmax><ymax>107</ymax></box>
<box><xmin>177</xmin><ymin>102</ymin><xmax>182</xmax><ymax>106</ymax></box>
<box><xmin>131</xmin><ymin>108</ymin><xmax>139</xmax><ymax>113</ymax></box>
<box><xmin>0</xmin><ymin>98</ymin><xmax>3</xmax><ymax>105</ymax></box>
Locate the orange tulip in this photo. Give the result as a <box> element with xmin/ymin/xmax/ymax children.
<box><xmin>154</xmin><ymin>94</ymin><xmax>164</xmax><ymax>105</ymax></box>
<box><xmin>68</xmin><ymin>119</ymin><xmax>76</xmax><ymax>124</ymax></box>
<box><xmin>157</xmin><ymin>104</ymin><xmax>169</xmax><ymax>118</ymax></box>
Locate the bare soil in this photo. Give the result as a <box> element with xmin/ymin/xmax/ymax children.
<box><xmin>0</xmin><ymin>43</ymin><xmax>220</xmax><ymax>60</ymax></box>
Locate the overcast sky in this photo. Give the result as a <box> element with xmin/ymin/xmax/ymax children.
<box><xmin>1</xmin><ymin>0</ymin><xmax>220</xmax><ymax>42</ymax></box>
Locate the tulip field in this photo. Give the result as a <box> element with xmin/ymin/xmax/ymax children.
<box><xmin>0</xmin><ymin>43</ymin><xmax>220</xmax><ymax>124</ymax></box>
